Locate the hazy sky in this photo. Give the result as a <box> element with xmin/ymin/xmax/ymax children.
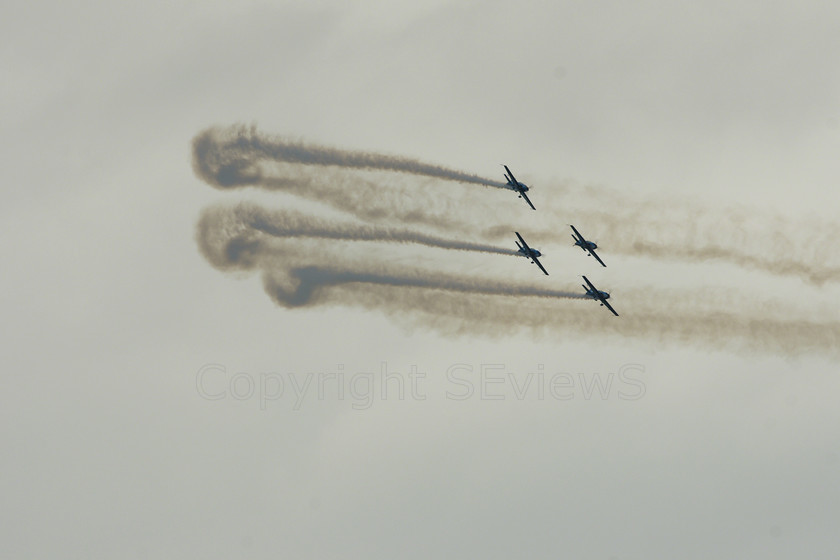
<box><xmin>2</xmin><ymin>1</ymin><xmax>839</xmax><ymax>558</ymax></box>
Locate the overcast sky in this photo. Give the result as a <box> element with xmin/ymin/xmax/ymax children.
<box><xmin>2</xmin><ymin>1</ymin><xmax>839</xmax><ymax>558</ymax></box>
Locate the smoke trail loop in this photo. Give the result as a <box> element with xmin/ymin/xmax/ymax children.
<box><xmin>263</xmin><ymin>265</ymin><xmax>586</xmax><ymax>309</ymax></box>
<box><xmin>193</xmin><ymin>125</ymin><xmax>508</xmax><ymax>189</ymax></box>
<box><xmin>190</xmin><ymin>124</ymin><xmax>840</xmax><ymax>355</ymax></box>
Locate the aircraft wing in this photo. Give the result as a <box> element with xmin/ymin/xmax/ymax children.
<box><xmin>514</xmin><ymin>231</ymin><xmax>530</xmax><ymax>251</ymax></box>
<box><xmin>588</xmin><ymin>247</ymin><xmax>607</xmax><ymax>267</ymax></box>
<box><xmin>601</xmin><ymin>298</ymin><xmax>619</xmax><ymax>316</ymax></box>
<box><xmin>582</xmin><ymin>275</ymin><xmax>598</xmax><ymax>293</ymax></box>
<box><xmin>503</xmin><ymin>165</ymin><xmax>517</xmax><ymax>185</ymax></box>
<box><xmin>570</xmin><ymin>224</ymin><xmax>584</xmax><ymax>243</ymax></box>
<box><xmin>531</xmin><ymin>255</ymin><xmax>549</xmax><ymax>276</ymax></box>
<box><xmin>519</xmin><ymin>189</ymin><xmax>536</xmax><ymax>210</ymax></box>
<box><xmin>601</xmin><ymin>299</ymin><xmax>618</xmax><ymax>317</ymax></box>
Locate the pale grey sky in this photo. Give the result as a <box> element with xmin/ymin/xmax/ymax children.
<box><xmin>2</xmin><ymin>1</ymin><xmax>839</xmax><ymax>558</ymax></box>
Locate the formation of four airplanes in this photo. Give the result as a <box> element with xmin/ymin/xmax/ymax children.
<box><xmin>503</xmin><ymin>165</ymin><xmax>619</xmax><ymax>317</ymax></box>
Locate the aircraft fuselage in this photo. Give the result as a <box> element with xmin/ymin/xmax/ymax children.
<box><xmin>515</xmin><ymin>242</ymin><xmax>541</xmax><ymax>259</ymax></box>
<box><xmin>584</xmin><ymin>288</ymin><xmax>610</xmax><ymax>301</ymax></box>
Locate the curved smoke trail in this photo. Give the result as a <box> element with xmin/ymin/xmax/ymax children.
<box><xmin>199</xmin><ymin>203</ymin><xmax>520</xmax><ymax>258</ymax></box>
<box><xmin>192</xmin><ymin>124</ymin><xmax>509</xmax><ymax>189</ymax></box>
<box><xmin>191</xmin><ymin>125</ymin><xmax>840</xmax><ymax>354</ymax></box>
<box><xmin>262</xmin><ymin>266</ymin><xmax>585</xmax><ymax>309</ymax></box>
<box><xmin>193</xmin><ymin>202</ymin><xmax>839</xmax><ymax>356</ymax></box>
<box><xmin>191</xmin><ymin>125</ymin><xmax>840</xmax><ymax>286</ymax></box>
<box><xmin>196</xmin><ymin>208</ymin><xmax>579</xmax><ymax>306</ymax></box>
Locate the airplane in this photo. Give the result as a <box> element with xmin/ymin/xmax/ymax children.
<box><xmin>570</xmin><ymin>224</ymin><xmax>607</xmax><ymax>267</ymax></box>
<box><xmin>581</xmin><ymin>275</ymin><xmax>619</xmax><ymax>316</ymax></box>
<box><xmin>514</xmin><ymin>232</ymin><xmax>548</xmax><ymax>275</ymax></box>
<box><xmin>503</xmin><ymin>165</ymin><xmax>536</xmax><ymax>210</ymax></box>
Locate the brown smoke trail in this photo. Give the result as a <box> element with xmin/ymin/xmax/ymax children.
<box><xmin>191</xmin><ymin>125</ymin><xmax>840</xmax><ymax>354</ymax></box>
<box><xmin>532</xmin><ymin>188</ymin><xmax>840</xmax><ymax>286</ymax></box>
<box><xmin>262</xmin><ymin>266</ymin><xmax>584</xmax><ymax>309</ymax></box>
<box><xmin>192</xmin><ymin>124</ymin><xmax>509</xmax><ymax>189</ymax></box>
<box><xmin>199</xmin><ymin>203</ymin><xmax>520</xmax><ymax>258</ymax></box>
<box><xmin>195</xmin><ymin>212</ymin><xmax>579</xmax><ymax>307</ymax></box>
<box><xmin>194</xmin><ymin>203</ymin><xmax>840</xmax><ymax>355</ymax></box>
<box><xmin>626</xmin><ymin>241</ymin><xmax>840</xmax><ymax>286</ymax></box>
<box><xmin>382</xmin><ymin>288</ymin><xmax>840</xmax><ymax>356</ymax></box>
<box><xmin>191</xmin><ymin>125</ymin><xmax>840</xmax><ymax>285</ymax></box>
